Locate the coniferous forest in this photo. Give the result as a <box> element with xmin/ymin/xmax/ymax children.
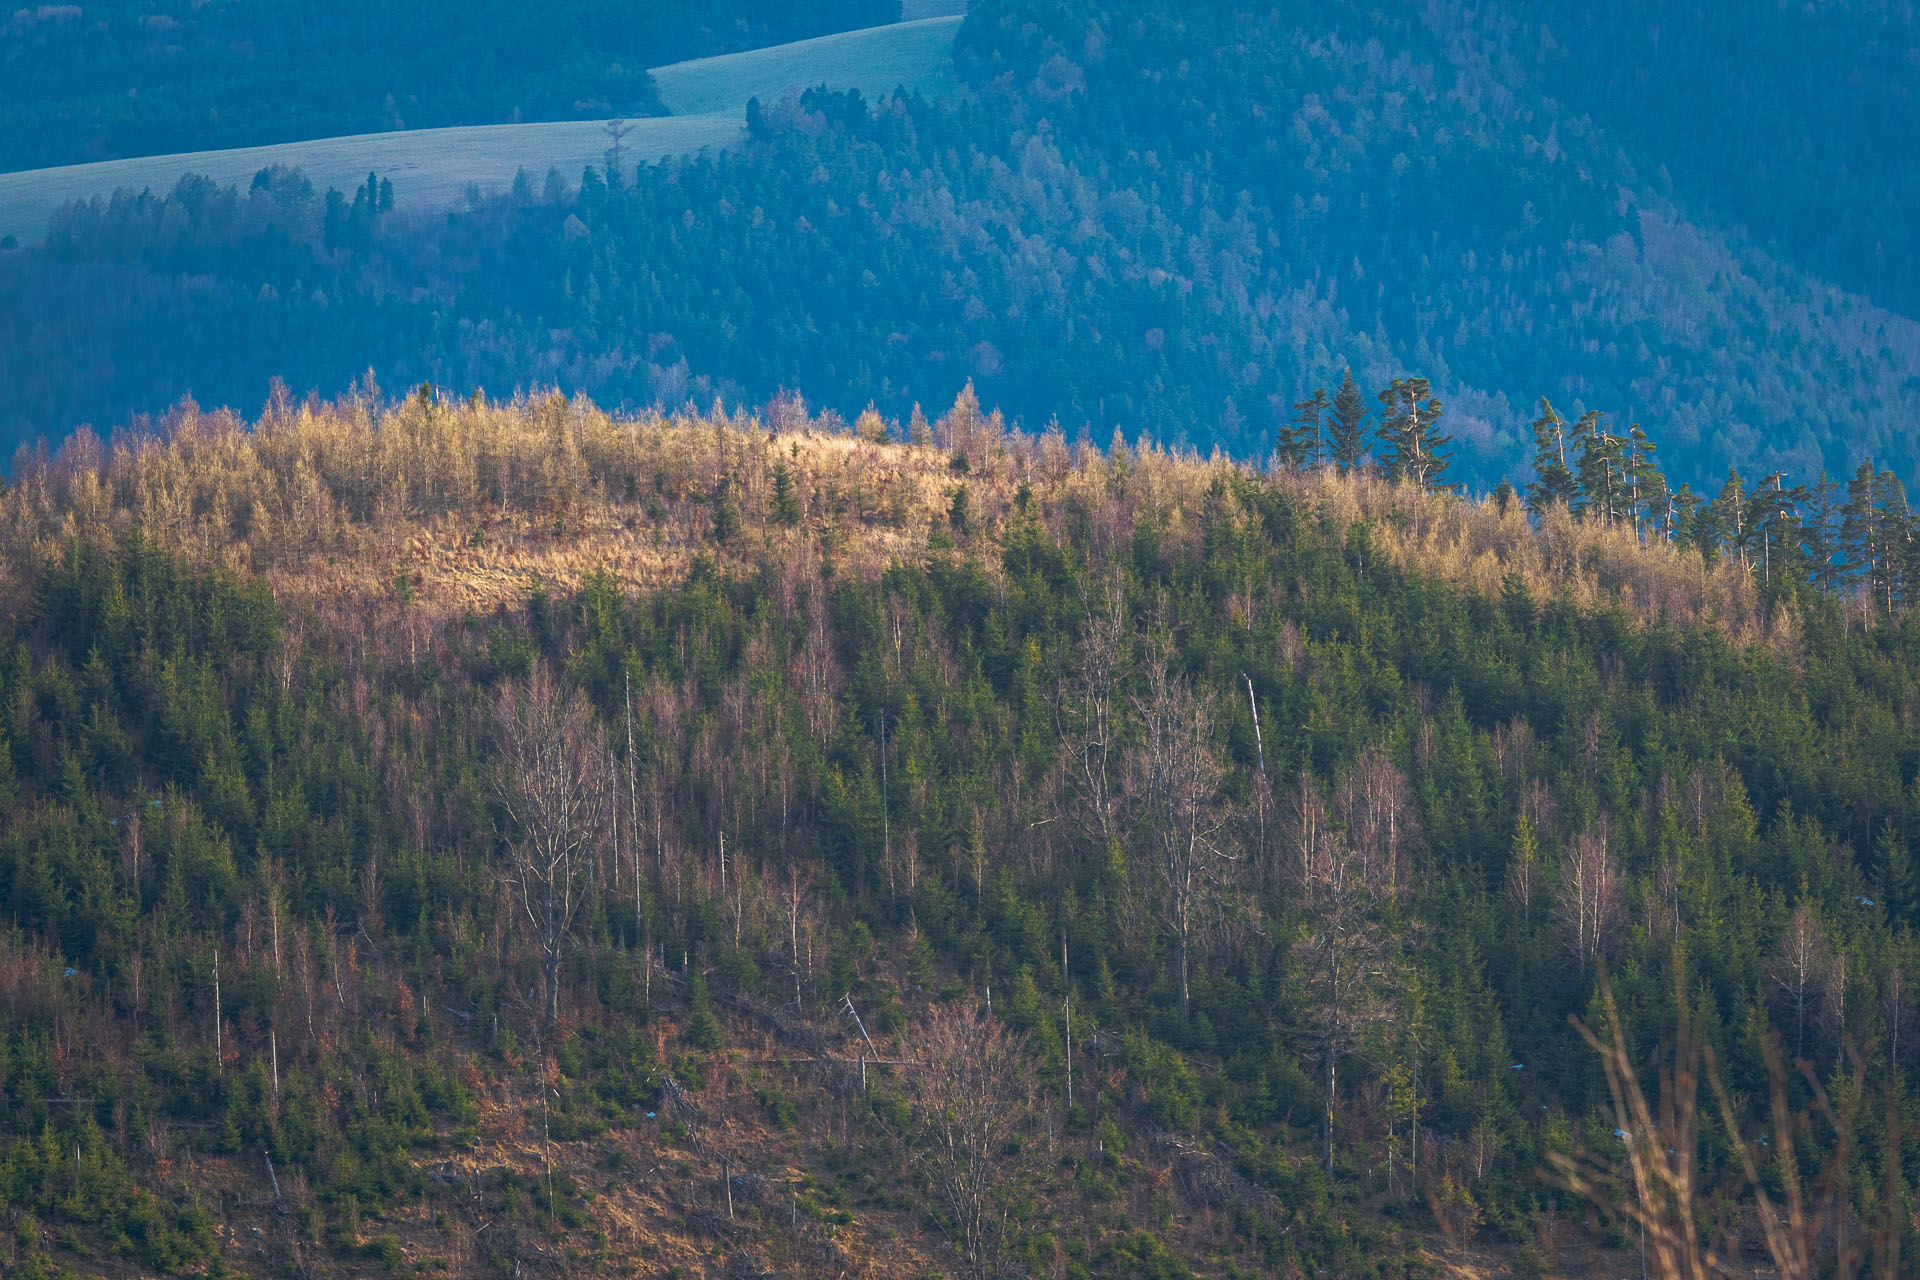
<box><xmin>2</xmin><ymin>1</ymin><xmax>1919</xmax><ymax>1277</ymax></box>
<box><xmin>0</xmin><ymin>381</ymin><xmax>1918</xmax><ymax>1278</ymax></box>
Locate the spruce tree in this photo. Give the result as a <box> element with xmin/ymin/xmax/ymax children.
<box><xmin>711</xmin><ymin>474</ymin><xmax>740</xmax><ymax>544</ymax></box>
<box><xmin>1803</xmin><ymin>470</ymin><xmax>1845</xmax><ymax>590</ymax></box>
<box><xmin>1666</xmin><ymin>483</ymin><xmax>1701</xmax><ymax>546</ymax></box>
<box><xmin>1524</xmin><ymin>398</ymin><xmax>1579</xmax><ymax>515</ymax></box>
<box><xmin>1876</xmin><ymin>823</ymin><xmax>1915</xmax><ymax>925</ymax></box>
<box><xmin>1624</xmin><ymin>424</ymin><xmax>1665</xmax><ymax>539</ymax></box>
<box><xmin>1326</xmin><ymin>369</ymin><xmax>1370</xmax><ymax>472</ymax></box>
<box><xmin>1841</xmin><ymin>460</ymin><xmax>1882</xmax><ymax>600</ymax></box>
<box><xmin>1743</xmin><ymin>473</ymin><xmax>1808</xmax><ymax>586</ymax></box>
<box><xmin>948</xmin><ymin>483</ymin><xmax>971</xmax><ymax>538</ymax></box>
<box><xmin>1841</xmin><ymin>463</ymin><xmax>1914</xmax><ymax>610</ymax></box>
<box><xmin>1279</xmin><ymin>387</ymin><xmax>1328</xmax><ymax>470</ymax></box>
<box><xmin>772</xmin><ymin>462</ymin><xmax>801</xmax><ymax>526</ymax></box>
<box><xmin>1571</xmin><ymin>412</ymin><xmax>1622</xmax><ymax>525</ymax></box>
<box><xmin>1375</xmin><ymin>376</ymin><xmax>1453</xmax><ymax>492</ymax></box>
<box><xmin>1681</xmin><ymin>484</ymin><xmax>1723</xmax><ymax>563</ymax></box>
<box><xmin>685</xmin><ymin>971</ymin><xmax>723</xmax><ymax>1050</ymax></box>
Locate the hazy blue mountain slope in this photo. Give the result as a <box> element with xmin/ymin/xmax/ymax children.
<box><xmin>1423</xmin><ymin>0</ymin><xmax>1920</xmax><ymax>317</ymax></box>
<box><xmin>1</xmin><ymin>0</ymin><xmax>1914</xmax><ymax>494</ymax></box>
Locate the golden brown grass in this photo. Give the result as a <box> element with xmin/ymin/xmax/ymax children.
<box><xmin>2</xmin><ymin>385</ymin><xmax>1782</xmax><ymax>648</ymax></box>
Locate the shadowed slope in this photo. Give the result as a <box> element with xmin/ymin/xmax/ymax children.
<box><xmin>0</xmin><ymin>16</ymin><xmax>962</xmax><ymax>246</ymax></box>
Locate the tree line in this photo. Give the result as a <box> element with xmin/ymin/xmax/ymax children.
<box><xmin>1278</xmin><ymin>366</ymin><xmax>1920</xmax><ymax>614</ymax></box>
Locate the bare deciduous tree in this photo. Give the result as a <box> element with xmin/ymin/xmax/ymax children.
<box><xmin>1769</xmin><ymin>903</ymin><xmax>1837</xmax><ymax>1061</ymax></box>
<box><xmin>1555</xmin><ymin>822</ymin><xmax>1624</xmax><ymax>967</ymax></box>
<box><xmin>1060</xmin><ymin>575</ymin><xmax>1128</xmax><ymax>847</ymax></box>
<box><xmin>1288</xmin><ymin>767</ymin><xmax>1405</xmax><ymax>1172</ymax></box>
<box><xmin>493</xmin><ymin>666</ymin><xmax>609</xmax><ymax>1026</ymax></box>
<box><xmin>1884</xmin><ymin>965</ymin><xmax>1912</xmax><ymax>1070</ymax></box>
<box><xmin>1133</xmin><ymin>654</ymin><xmax>1231</xmax><ymax>1022</ymax></box>
<box><xmin>1337</xmin><ymin>744</ymin><xmax>1416</xmax><ymax>896</ymax></box>
<box><xmin>898</xmin><ymin>999</ymin><xmax>1035</xmax><ymax>1279</ymax></box>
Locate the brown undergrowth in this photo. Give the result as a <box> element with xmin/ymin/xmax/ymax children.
<box><xmin>93</xmin><ymin>994</ymin><xmax>1362</xmax><ymax>1280</ymax></box>
<box><xmin>3</xmin><ymin>383</ymin><xmax>1793</xmax><ymax>653</ymax></box>
<box><xmin>92</xmin><ymin>1021</ymin><xmax>953</xmax><ymax>1280</ymax></box>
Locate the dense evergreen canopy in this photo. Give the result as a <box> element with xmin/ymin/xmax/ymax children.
<box><xmin>0</xmin><ymin>389</ymin><xmax>1915</xmax><ymax>1276</ymax></box>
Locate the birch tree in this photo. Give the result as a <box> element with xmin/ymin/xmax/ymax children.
<box><xmin>1133</xmin><ymin>656</ymin><xmax>1231</xmax><ymax>1023</ymax></box>
<box><xmin>1288</xmin><ymin>768</ymin><xmax>1405</xmax><ymax>1172</ymax></box>
<box><xmin>1769</xmin><ymin>903</ymin><xmax>1835</xmax><ymax>1061</ymax></box>
<box><xmin>1555</xmin><ymin>823</ymin><xmax>1624</xmax><ymax>968</ymax></box>
<box><xmin>493</xmin><ymin>666</ymin><xmax>609</xmax><ymax>1026</ymax></box>
<box><xmin>1060</xmin><ymin>575</ymin><xmax>1128</xmax><ymax>847</ymax></box>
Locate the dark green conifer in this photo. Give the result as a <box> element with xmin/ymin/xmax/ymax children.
<box><xmin>1572</xmin><ymin>412</ymin><xmax>1623</xmax><ymax>525</ymax></box>
<box><xmin>772</xmin><ymin>462</ymin><xmax>801</xmax><ymax>526</ymax></box>
<box><xmin>1524</xmin><ymin>398</ymin><xmax>1579</xmax><ymax>515</ymax></box>
<box><xmin>1376</xmin><ymin>376</ymin><xmax>1453</xmax><ymax>492</ymax></box>
<box><xmin>1625</xmin><ymin>424</ymin><xmax>1665</xmax><ymax>538</ymax></box>
<box><xmin>1742</xmin><ymin>473</ymin><xmax>1808</xmax><ymax>585</ymax></box>
<box><xmin>1279</xmin><ymin>388</ymin><xmax>1328</xmax><ymax>470</ymax></box>
<box><xmin>685</xmin><ymin>971</ymin><xmax>723</xmax><ymax>1050</ymax></box>
<box><xmin>1804</xmin><ymin>470</ymin><xmax>1845</xmax><ymax>590</ymax></box>
<box><xmin>948</xmin><ymin>483</ymin><xmax>971</xmax><ymax>538</ymax></box>
<box><xmin>1876</xmin><ymin>824</ymin><xmax>1914</xmax><ymax>924</ymax></box>
<box><xmin>1707</xmin><ymin>469</ymin><xmax>1747</xmax><ymax>568</ymax></box>
<box><xmin>1326</xmin><ymin>369</ymin><xmax>1369</xmax><ymax>472</ymax></box>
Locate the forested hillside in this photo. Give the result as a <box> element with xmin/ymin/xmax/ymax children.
<box><xmin>0</xmin><ymin>386</ymin><xmax>1917</xmax><ymax>1278</ymax></box>
<box><xmin>0</xmin><ymin>0</ymin><xmax>899</xmax><ymax>172</ymax></box>
<box><xmin>1444</xmin><ymin>0</ymin><xmax>1920</xmax><ymax>316</ymax></box>
<box><xmin>3</xmin><ymin>0</ymin><xmax>1915</xmax><ymax>491</ymax></box>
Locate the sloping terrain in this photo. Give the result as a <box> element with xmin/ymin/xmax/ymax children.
<box><xmin>0</xmin><ymin>0</ymin><xmax>900</xmax><ymax>174</ymax></box>
<box><xmin>0</xmin><ymin>388</ymin><xmax>1908</xmax><ymax>1278</ymax></box>
<box><xmin>0</xmin><ymin>118</ymin><xmax>743</xmax><ymax>248</ymax></box>
<box><xmin>0</xmin><ymin>16</ymin><xmax>963</xmax><ymax>247</ymax></box>
<box><xmin>650</xmin><ymin>15</ymin><xmax>961</xmax><ymax>116</ymax></box>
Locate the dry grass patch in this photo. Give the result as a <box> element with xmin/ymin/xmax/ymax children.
<box><xmin>3</xmin><ymin>385</ymin><xmax>1798</xmax><ymax>653</ymax></box>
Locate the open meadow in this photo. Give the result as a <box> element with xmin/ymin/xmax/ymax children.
<box><xmin>0</xmin><ymin>15</ymin><xmax>961</xmax><ymax>246</ymax></box>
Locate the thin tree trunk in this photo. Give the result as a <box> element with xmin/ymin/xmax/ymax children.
<box><xmin>213</xmin><ymin>947</ymin><xmax>223</xmax><ymax>1071</ymax></box>
<box><xmin>1324</xmin><ymin>945</ymin><xmax>1337</xmax><ymax>1172</ymax></box>
<box><xmin>628</xmin><ymin>677</ymin><xmax>641</xmax><ymax>943</ymax></box>
<box><xmin>545</xmin><ymin>870</ymin><xmax>560</xmax><ymax>1026</ymax></box>
<box><xmin>1177</xmin><ymin>927</ymin><xmax>1190</xmax><ymax>1024</ymax></box>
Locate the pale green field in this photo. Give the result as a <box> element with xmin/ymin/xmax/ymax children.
<box><xmin>651</xmin><ymin>15</ymin><xmax>960</xmax><ymax>116</ymax></box>
<box><xmin>0</xmin><ymin>117</ymin><xmax>743</xmax><ymax>246</ymax></box>
<box><xmin>0</xmin><ymin>14</ymin><xmax>962</xmax><ymax>246</ymax></box>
